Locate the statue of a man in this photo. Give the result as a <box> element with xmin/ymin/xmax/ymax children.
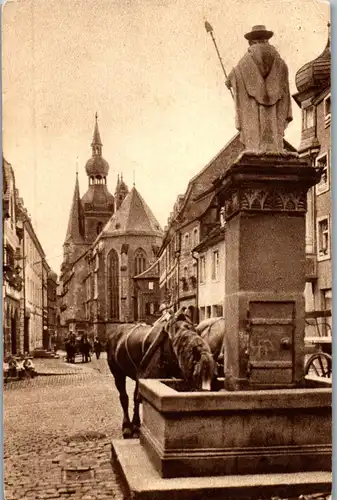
<box><xmin>226</xmin><ymin>25</ymin><xmax>293</xmax><ymax>154</ymax></box>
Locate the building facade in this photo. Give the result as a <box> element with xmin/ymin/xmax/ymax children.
<box><xmin>2</xmin><ymin>157</ymin><xmax>57</xmax><ymax>356</ymax></box>
<box><xmin>47</xmin><ymin>270</ymin><xmax>58</xmax><ymax>349</ymax></box>
<box><xmin>2</xmin><ymin>158</ymin><xmax>23</xmax><ymax>357</ymax></box>
<box><xmin>133</xmin><ymin>260</ymin><xmax>161</xmax><ymax>325</ymax></box>
<box><xmin>193</xmin><ymin>226</ymin><xmax>226</xmax><ymax>321</ymax></box>
<box><xmin>293</xmin><ymin>25</ymin><xmax>331</xmax><ymax>329</ymax></box>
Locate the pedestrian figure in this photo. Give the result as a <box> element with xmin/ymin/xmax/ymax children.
<box><xmin>65</xmin><ymin>334</ymin><xmax>76</xmax><ymax>363</ymax></box>
<box><xmin>80</xmin><ymin>334</ymin><xmax>92</xmax><ymax>363</ymax></box>
<box><xmin>226</xmin><ymin>25</ymin><xmax>292</xmax><ymax>153</ymax></box>
<box><xmin>23</xmin><ymin>353</ymin><xmax>38</xmax><ymax>378</ymax></box>
<box><xmin>94</xmin><ymin>337</ymin><xmax>102</xmax><ymax>360</ymax></box>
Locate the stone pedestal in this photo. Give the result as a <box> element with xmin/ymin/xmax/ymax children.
<box><xmin>216</xmin><ymin>153</ymin><xmax>321</xmax><ymax>389</ymax></box>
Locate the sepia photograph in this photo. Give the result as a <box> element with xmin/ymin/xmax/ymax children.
<box><xmin>2</xmin><ymin>0</ymin><xmax>332</xmax><ymax>499</ymax></box>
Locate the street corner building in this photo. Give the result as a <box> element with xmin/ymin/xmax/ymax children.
<box><xmin>293</xmin><ymin>25</ymin><xmax>332</xmax><ymax>325</ymax></box>
<box><xmin>2</xmin><ymin>158</ymin><xmax>58</xmax><ymax>358</ymax></box>
<box><xmin>58</xmin><ymin>116</ymin><xmax>163</xmax><ymax>341</ymax></box>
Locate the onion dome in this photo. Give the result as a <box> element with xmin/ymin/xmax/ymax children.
<box><xmin>295</xmin><ymin>23</ymin><xmax>331</xmax><ymax>95</ymax></box>
<box><xmin>85</xmin><ymin>113</ymin><xmax>110</xmax><ymax>178</ymax></box>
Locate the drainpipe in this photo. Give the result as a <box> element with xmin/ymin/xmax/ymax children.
<box><xmin>192</xmin><ymin>250</ymin><xmax>199</xmax><ymax>323</ymax></box>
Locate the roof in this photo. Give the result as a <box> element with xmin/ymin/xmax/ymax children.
<box><xmin>101</xmin><ymin>186</ymin><xmax>163</xmax><ymax>237</ymax></box>
<box><xmin>64</xmin><ymin>174</ymin><xmax>84</xmax><ymax>244</ymax></box>
<box><xmin>193</xmin><ymin>226</ymin><xmax>226</xmax><ymax>253</ymax></box>
<box><xmin>177</xmin><ymin>134</ymin><xmax>243</xmax><ymax>222</ymax></box>
<box><xmin>91</xmin><ymin>113</ymin><xmax>102</xmax><ymax>146</ymax></box>
<box><xmin>294</xmin><ymin>25</ymin><xmax>331</xmax><ymax>103</ymax></box>
<box><xmin>134</xmin><ymin>259</ymin><xmax>159</xmax><ymax>280</ymax></box>
<box><xmin>81</xmin><ymin>184</ymin><xmax>114</xmax><ymax>207</ymax></box>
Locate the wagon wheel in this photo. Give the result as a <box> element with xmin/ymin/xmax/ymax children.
<box><xmin>305</xmin><ymin>352</ymin><xmax>332</xmax><ymax>378</ymax></box>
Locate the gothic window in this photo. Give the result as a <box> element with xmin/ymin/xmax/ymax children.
<box><xmin>134</xmin><ymin>248</ymin><xmax>147</xmax><ymax>276</ymax></box>
<box><xmin>108</xmin><ymin>249</ymin><xmax>119</xmax><ymax>320</ymax></box>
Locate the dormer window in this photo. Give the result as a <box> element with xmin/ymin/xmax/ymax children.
<box><xmin>303</xmin><ymin>106</ymin><xmax>314</xmax><ymax>129</ymax></box>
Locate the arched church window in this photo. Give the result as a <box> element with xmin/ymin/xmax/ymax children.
<box><xmin>108</xmin><ymin>249</ymin><xmax>119</xmax><ymax>320</ymax></box>
<box><xmin>96</xmin><ymin>222</ymin><xmax>103</xmax><ymax>235</ymax></box>
<box><xmin>134</xmin><ymin>248</ymin><xmax>147</xmax><ymax>276</ymax></box>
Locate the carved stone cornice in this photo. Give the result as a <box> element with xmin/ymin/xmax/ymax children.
<box><xmin>216</xmin><ymin>153</ymin><xmax>321</xmax><ymax>221</ymax></box>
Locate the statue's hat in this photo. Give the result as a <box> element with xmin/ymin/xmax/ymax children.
<box><xmin>244</xmin><ymin>25</ymin><xmax>274</xmax><ymax>41</ymax></box>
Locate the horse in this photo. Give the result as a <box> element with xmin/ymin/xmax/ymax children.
<box><xmin>106</xmin><ymin>309</ymin><xmax>216</xmax><ymax>439</ymax></box>
<box><xmin>195</xmin><ymin>317</ymin><xmax>226</xmax><ymax>373</ymax></box>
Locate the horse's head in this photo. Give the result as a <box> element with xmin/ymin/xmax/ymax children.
<box><xmin>163</xmin><ymin>308</ymin><xmax>216</xmax><ymax>391</ymax></box>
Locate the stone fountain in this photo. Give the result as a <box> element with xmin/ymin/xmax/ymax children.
<box><xmin>111</xmin><ymin>26</ymin><xmax>332</xmax><ymax>500</ymax></box>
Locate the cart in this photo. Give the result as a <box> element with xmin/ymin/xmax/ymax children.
<box><xmin>304</xmin><ymin>309</ymin><xmax>332</xmax><ymax>378</ymax></box>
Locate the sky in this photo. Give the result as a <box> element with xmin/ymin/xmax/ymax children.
<box><xmin>2</xmin><ymin>0</ymin><xmax>330</xmax><ymax>274</ymax></box>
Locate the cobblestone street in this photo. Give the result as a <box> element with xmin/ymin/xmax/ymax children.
<box><xmin>4</xmin><ymin>353</ymin><xmax>129</xmax><ymax>500</ymax></box>
<box><xmin>4</xmin><ymin>353</ymin><xmax>331</xmax><ymax>500</ymax></box>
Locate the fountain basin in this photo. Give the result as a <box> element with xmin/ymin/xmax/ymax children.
<box><xmin>139</xmin><ymin>378</ymin><xmax>332</xmax><ymax>479</ymax></box>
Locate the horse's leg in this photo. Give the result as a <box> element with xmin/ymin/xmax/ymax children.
<box><xmin>131</xmin><ymin>380</ymin><xmax>141</xmax><ymax>438</ymax></box>
<box><xmin>112</xmin><ymin>369</ymin><xmax>133</xmax><ymax>439</ymax></box>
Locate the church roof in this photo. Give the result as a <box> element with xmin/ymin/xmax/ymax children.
<box><xmin>101</xmin><ymin>187</ymin><xmax>163</xmax><ymax>237</ymax></box>
<box><xmin>64</xmin><ymin>173</ymin><xmax>84</xmax><ymax>244</ymax></box>
<box><xmin>81</xmin><ymin>184</ymin><xmax>114</xmax><ymax>208</ymax></box>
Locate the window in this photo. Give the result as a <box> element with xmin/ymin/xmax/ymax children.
<box><xmin>134</xmin><ymin>248</ymin><xmax>147</xmax><ymax>275</ymax></box>
<box><xmin>200</xmin><ymin>307</ymin><xmax>205</xmax><ymax>321</ymax></box>
<box><xmin>303</xmin><ymin>106</ymin><xmax>314</xmax><ymax>129</ymax></box>
<box><xmin>150</xmin><ymin>303</ymin><xmax>154</xmax><ymax>315</ymax></box>
<box><xmin>324</xmin><ymin>93</ymin><xmax>331</xmax><ymax>122</ymax></box>
<box><xmin>184</xmin><ymin>233</ymin><xmax>190</xmax><ymax>252</ymax></box>
<box><xmin>220</xmin><ymin>207</ymin><xmax>226</xmax><ymax>227</ymax></box>
<box><xmin>148</xmin><ymin>281</ymin><xmax>154</xmax><ymax>290</ymax></box>
<box><xmin>96</xmin><ymin>222</ymin><xmax>103</xmax><ymax>235</ymax></box>
<box><xmin>183</xmin><ymin>266</ymin><xmax>188</xmax><ymax>280</ymax></box>
<box><xmin>108</xmin><ymin>249</ymin><xmax>119</xmax><ymax>320</ymax></box>
<box><xmin>211</xmin><ymin>250</ymin><xmax>219</xmax><ymax>280</ymax></box>
<box><xmin>192</xmin><ymin>228</ymin><xmax>198</xmax><ymax>248</ymax></box>
<box><xmin>199</xmin><ymin>255</ymin><xmax>206</xmax><ymax>283</ymax></box>
<box><xmin>212</xmin><ymin>304</ymin><xmax>223</xmax><ymax>317</ymax></box>
<box><xmin>317</xmin><ymin>216</ymin><xmax>330</xmax><ymax>261</ymax></box>
<box><xmin>206</xmin><ymin>306</ymin><xmax>211</xmax><ymax>318</ymax></box>
<box><xmin>316</xmin><ymin>153</ymin><xmax>329</xmax><ymax>195</ymax></box>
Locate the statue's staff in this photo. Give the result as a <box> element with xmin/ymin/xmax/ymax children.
<box><xmin>204</xmin><ymin>21</ymin><xmax>234</xmax><ymax>100</ymax></box>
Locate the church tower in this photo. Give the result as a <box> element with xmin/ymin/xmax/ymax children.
<box><xmin>62</xmin><ymin>171</ymin><xmax>86</xmax><ymax>265</ymax></box>
<box><xmin>114</xmin><ymin>173</ymin><xmax>129</xmax><ymax>211</ymax></box>
<box><xmin>81</xmin><ymin>114</ymin><xmax>115</xmax><ymax>242</ymax></box>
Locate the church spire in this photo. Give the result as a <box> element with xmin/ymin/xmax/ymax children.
<box><xmin>91</xmin><ymin>112</ymin><xmax>102</xmax><ymax>156</ymax></box>
<box><xmin>64</xmin><ymin>172</ymin><xmax>84</xmax><ymax>245</ymax></box>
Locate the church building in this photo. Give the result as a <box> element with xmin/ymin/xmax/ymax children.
<box><xmin>58</xmin><ymin>116</ymin><xmax>163</xmax><ymax>339</ymax></box>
